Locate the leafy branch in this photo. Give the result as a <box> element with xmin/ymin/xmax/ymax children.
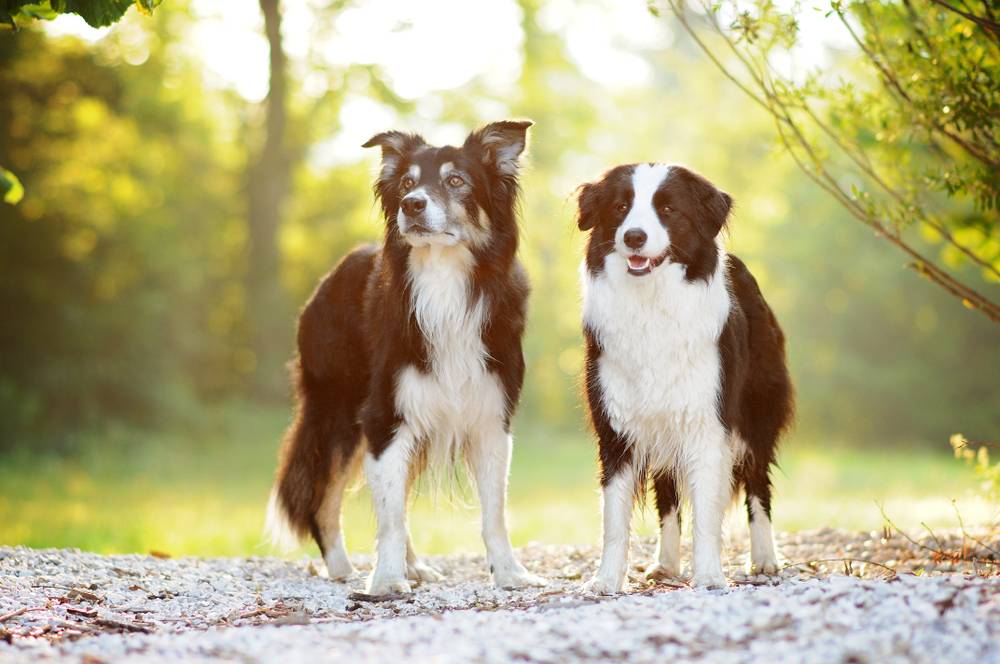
<box><xmin>663</xmin><ymin>0</ymin><xmax>1000</xmax><ymax>324</ymax></box>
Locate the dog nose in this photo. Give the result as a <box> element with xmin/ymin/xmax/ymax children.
<box><xmin>623</xmin><ymin>228</ymin><xmax>647</xmax><ymax>249</ymax></box>
<box><xmin>401</xmin><ymin>195</ymin><xmax>427</xmax><ymax>216</ymax></box>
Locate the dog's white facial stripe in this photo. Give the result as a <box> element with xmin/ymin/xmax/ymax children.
<box><xmin>615</xmin><ymin>163</ymin><xmax>671</xmax><ymax>260</ymax></box>
<box><xmin>397</xmin><ymin>185</ymin><xmax>450</xmax><ymax>242</ymax></box>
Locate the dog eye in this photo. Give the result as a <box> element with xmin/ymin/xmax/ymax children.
<box><xmin>447</xmin><ymin>175</ymin><xmax>465</xmax><ymax>188</ymax></box>
<box><xmin>616</xmin><ymin>203</ymin><xmax>628</xmax><ymax>213</ymax></box>
<box><xmin>401</xmin><ymin>176</ymin><xmax>416</xmax><ymax>190</ymax></box>
<box><xmin>660</xmin><ymin>205</ymin><xmax>672</xmax><ymax>214</ymax></box>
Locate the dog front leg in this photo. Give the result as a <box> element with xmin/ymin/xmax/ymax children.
<box><xmin>365</xmin><ymin>427</ymin><xmax>414</xmax><ymax>595</ymax></box>
<box><xmin>468</xmin><ymin>426</ymin><xmax>545</xmax><ymax>589</ymax></box>
<box><xmin>687</xmin><ymin>427</ymin><xmax>730</xmax><ymax>589</ymax></box>
<box><xmin>582</xmin><ymin>464</ymin><xmax>635</xmax><ymax>595</ymax></box>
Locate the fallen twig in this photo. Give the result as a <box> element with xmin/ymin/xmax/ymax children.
<box><xmin>0</xmin><ymin>606</ymin><xmax>47</xmax><ymax>623</ymax></box>
<box><xmin>93</xmin><ymin>618</ymin><xmax>154</xmax><ymax>634</ymax></box>
<box><xmin>347</xmin><ymin>591</ymin><xmax>411</xmax><ymax>603</ymax></box>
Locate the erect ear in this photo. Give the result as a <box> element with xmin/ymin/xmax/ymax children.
<box><xmin>464</xmin><ymin>119</ymin><xmax>533</xmax><ymax>177</ymax></box>
<box><xmin>677</xmin><ymin>167</ymin><xmax>732</xmax><ymax>239</ymax></box>
<box><xmin>362</xmin><ymin>130</ymin><xmax>425</xmax><ymax>181</ymax></box>
<box><xmin>576</xmin><ymin>181</ymin><xmax>603</xmax><ymax>231</ymax></box>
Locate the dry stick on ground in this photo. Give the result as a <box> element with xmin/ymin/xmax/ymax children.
<box><xmin>0</xmin><ymin>607</ymin><xmax>47</xmax><ymax>623</ymax></box>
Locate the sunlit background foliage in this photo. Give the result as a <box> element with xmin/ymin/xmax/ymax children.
<box><xmin>0</xmin><ymin>0</ymin><xmax>997</xmax><ymax>554</ymax></box>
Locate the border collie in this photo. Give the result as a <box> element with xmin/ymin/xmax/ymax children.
<box><xmin>267</xmin><ymin>120</ymin><xmax>545</xmax><ymax>594</ymax></box>
<box><xmin>576</xmin><ymin>163</ymin><xmax>793</xmax><ymax>591</ymax></box>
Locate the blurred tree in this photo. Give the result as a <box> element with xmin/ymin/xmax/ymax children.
<box><xmin>0</xmin><ymin>0</ymin><xmax>162</xmax><ymax>201</ymax></box>
<box><xmin>0</xmin><ymin>10</ymin><xmax>245</xmax><ymax>448</ymax></box>
<box><xmin>665</xmin><ymin>0</ymin><xmax>1000</xmax><ymax>324</ymax></box>
<box><xmin>246</xmin><ymin>0</ymin><xmax>292</xmax><ymax>399</ymax></box>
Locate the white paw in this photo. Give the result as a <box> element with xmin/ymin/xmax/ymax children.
<box><xmin>365</xmin><ymin>572</ymin><xmax>412</xmax><ymax>596</ymax></box>
<box><xmin>580</xmin><ymin>574</ymin><xmax>624</xmax><ymax>596</ymax></box>
<box><xmin>644</xmin><ymin>562</ymin><xmax>683</xmax><ymax>582</ymax></box>
<box><xmin>324</xmin><ymin>554</ymin><xmax>357</xmax><ymax>581</ymax></box>
<box><xmin>407</xmin><ymin>559</ymin><xmax>445</xmax><ymax>584</ymax></box>
<box><xmin>750</xmin><ymin>557</ymin><xmax>780</xmax><ymax>576</ymax></box>
<box><xmin>492</xmin><ymin>563</ymin><xmax>546</xmax><ymax>589</ymax></box>
<box><xmin>691</xmin><ymin>571</ymin><xmax>728</xmax><ymax>589</ymax></box>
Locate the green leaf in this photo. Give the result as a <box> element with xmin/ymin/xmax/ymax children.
<box><xmin>58</xmin><ymin>0</ymin><xmax>134</xmax><ymax>27</ymax></box>
<box><xmin>1</xmin><ymin>167</ymin><xmax>25</xmax><ymax>205</ymax></box>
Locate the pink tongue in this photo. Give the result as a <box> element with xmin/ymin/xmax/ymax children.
<box><xmin>628</xmin><ymin>255</ymin><xmax>648</xmax><ymax>269</ymax></box>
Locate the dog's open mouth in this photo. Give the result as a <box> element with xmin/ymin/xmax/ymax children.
<box><xmin>627</xmin><ymin>255</ymin><xmax>652</xmax><ymax>276</ymax></box>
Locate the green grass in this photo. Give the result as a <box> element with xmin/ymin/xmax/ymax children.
<box><xmin>0</xmin><ymin>407</ymin><xmax>995</xmax><ymax>557</ymax></box>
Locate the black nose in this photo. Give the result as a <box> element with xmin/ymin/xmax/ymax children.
<box><xmin>623</xmin><ymin>228</ymin><xmax>647</xmax><ymax>249</ymax></box>
<box><xmin>401</xmin><ymin>195</ymin><xmax>426</xmax><ymax>216</ymax></box>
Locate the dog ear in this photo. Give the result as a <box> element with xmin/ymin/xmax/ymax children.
<box><xmin>576</xmin><ymin>181</ymin><xmax>602</xmax><ymax>231</ymax></box>
<box><xmin>675</xmin><ymin>167</ymin><xmax>732</xmax><ymax>239</ymax></box>
<box><xmin>698</xmin><ymin>188</ymin><xmax>732</xmax><ymax>239</ymax></box>
<box><xmin>464</xmin><ymin>120</ymin><xmax>533</xmax><ymax>177</ymax></box>
<box><xmin>362</xmin><ymin>131</ymin><xmax>425</xmax><ymax>181</ymax></box>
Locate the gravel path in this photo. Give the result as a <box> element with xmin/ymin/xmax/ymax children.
<box><xmin>2</xmin><ymin>528</ymin><xmax>998</xmax><ymax>663</ymax></box>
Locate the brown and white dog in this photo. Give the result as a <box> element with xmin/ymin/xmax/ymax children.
<box><xmin>576</xmin><ymin>163</ymin><xmax>794</xmax><ymax>591</ymax></box>
<box><xmin>266</xmin><ymin>120</ymin><xmax>545</xmax><ymax>594</ymax></box>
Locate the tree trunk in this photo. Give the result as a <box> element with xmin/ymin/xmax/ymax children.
<box><xmin>246</xmin><ymin>0</ymin><xmax>290</xmax><ymax>399</ymax></box>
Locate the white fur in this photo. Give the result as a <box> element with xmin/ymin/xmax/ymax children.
<box><xmin>582</xmin><ymin>466</ymin><xmax>635</xmax><ymax>595</ymax></box>
<box><xmin>616</xmin><ymin>163</ymin><xmax>672</xmax><ymax>259</ymax></box>
<box><xmin>365</xmin><ymin>427</ymin><xmax>415</xmax><ymax>595</ymax></box>
<box><xmin>748</xmin><ymin>495</ymin><xmax>780</xmax><ymax>574</ymax></box>
<box><xmin>397</xmin><ymin>245</ymin><xmax>503</xmax><ymax>468</ymax></box>
<box><xmin>366</xmin><ymin>242</ymin><xmax>540</xmax><ymax>592</ymax></box>
<box><xmin>263</xmin><ymin>488</ymin><xmax>299</xmax><ymax>552</ymax></box>
<box><xmin>582</xmin><ymin>169</ymin><xmax>738</xmax><ymax>588</ymax></box>
<box><xmin>315</xmin><ymin>447</ymin><xmax>361</xmax><ymax>579</ymax></box>
<box><xmin>468</xmin><ymin>427</ymin><xmax>546</xmax><ymax>588</ymax></box>
<box><xmin>647</xmin><ymin>507</ymin><xmax>681</xmax><ymax>580</ymax></box>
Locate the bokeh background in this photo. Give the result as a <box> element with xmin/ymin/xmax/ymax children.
<box><xmin>1</xmin><ymin>0</ymin><xmax>997</xmax><ymax>558</ymax></box>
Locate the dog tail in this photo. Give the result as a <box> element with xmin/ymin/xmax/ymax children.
<box><xmin>265</xmin><ymin>246</ymin><xmax>376</xmax><ymax>553</ymax></box>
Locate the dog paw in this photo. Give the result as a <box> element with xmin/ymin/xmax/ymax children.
<box><xmin>365</xmin><ymin>573</ymin><xmax>412</xmax><ymax>596</ymax></box>
<box><xmin>691</xmin><ymin>571</ymin><xmax>728</xmax><ymax>589</ymax></box>
<box><xmin>492</xmin><ymin>564</ymin><xmax>546</xmax><ymax>590</ymax></box>
<box><xmin>579</xmin><ymin>574</ymin><xmax>624</xmax><ymax>596</ymax></box>
<box><xmin>749</xmin><ymin>559</ymin><xmax>780</xmax><ymax>576</ymax></box>
<box><xmin>407</xmin><ymin>560</ymin><xmax>445</xmax><ymax>584</ymax></box>
<box><xmin>324</xmin><ymin>554</ymin><xmax>357</xmax><ymax>581</ymax></box>
<box><xmin>644</xmin><ymin>562</ymin><xmax>682</xmax><ymax>582</ymax></box>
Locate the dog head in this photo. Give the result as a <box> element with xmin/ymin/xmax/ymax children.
<box><xmin>576</xmin><ymin>163</ymin><xmax>732</xmax><ymax>282</ymax></box>
<box><xmin>363</xmin><ymin>120</ymin><xmax>532</xmax><ymax>249</ymax></box>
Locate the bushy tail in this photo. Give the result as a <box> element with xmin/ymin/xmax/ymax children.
<box><xmin>264</xmin><ymin>245</ymin><xmax>376</xmax><ymax>553</ymax></box>
<box><xmin>265</xmin><ymin>360</ymin><xmax>364</xmax><ymax>553</ymax></box>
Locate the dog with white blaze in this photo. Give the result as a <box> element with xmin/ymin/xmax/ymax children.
<box><xmin>266</xmin><ymin>120</ymin><xmax>545</xmax><ymax>595</ymax></box>
<box><xmin>576</xmin><ymin>163</ymin><xmax>794</xmax><ymax>592</ymax></box>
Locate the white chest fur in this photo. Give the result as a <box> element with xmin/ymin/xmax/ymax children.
<box><xmin>395</xmin><ymin>245</ymin><xmax>506</xmax><ymax>463</ymax></box>
<box><xmin>582</xmin><ymin>251</ymin><xmax>732</xmax><ymax>473</ymax></box>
